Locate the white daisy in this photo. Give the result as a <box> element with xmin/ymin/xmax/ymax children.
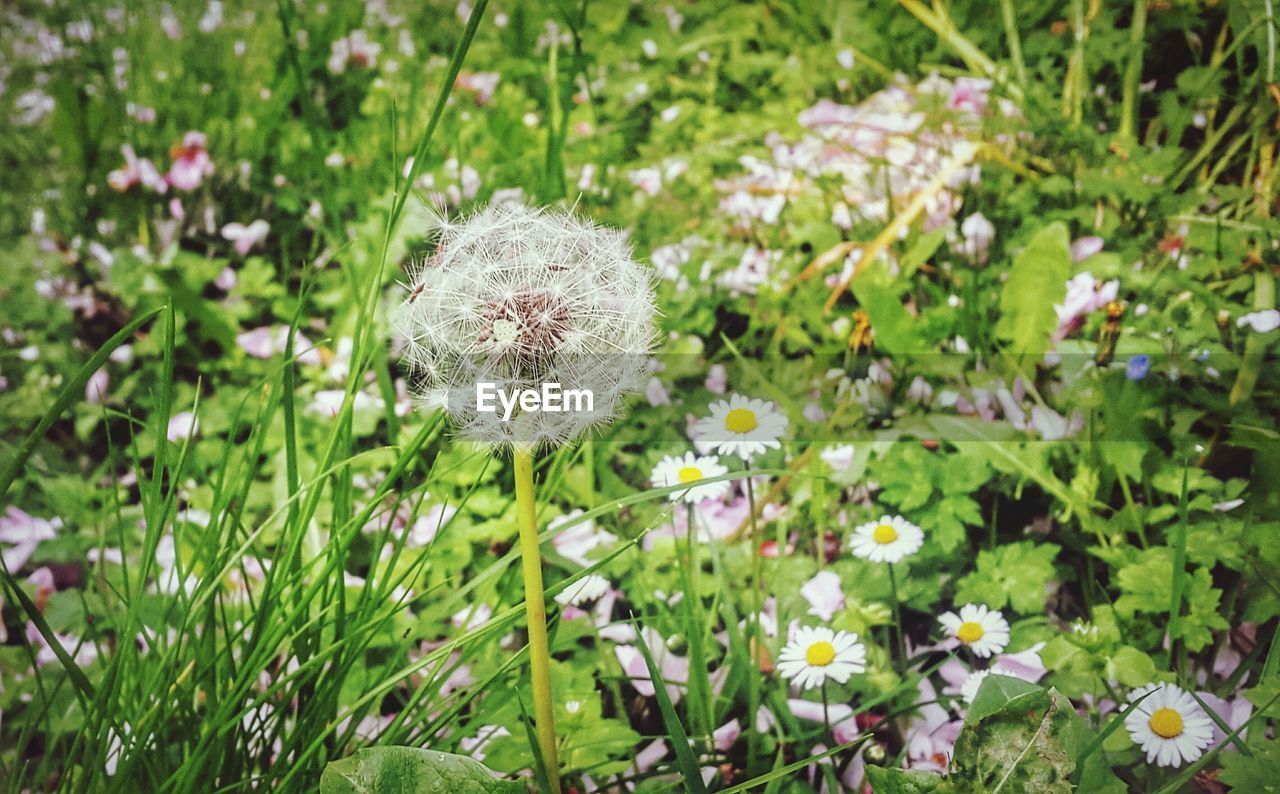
<box><xmin>959</xmin><ymin>669</ymin><xmax>990</xmax><ymax>704</ymax></box>
<box><xmin>776</xmin><ymin>625</ymin><xmax>866</xmax><ymax>690</ymax></box>
<box><xmin>692</xmin><ymin>393</ymin><xmax>788</xmax><ymax>459</ymax></box>
<box><xmin>651</xmin><ymin>452</ymin><xmax>730</xmax><ymax>504</ymax></box>
<box><xmin>1124</xmin><ymin>683</ymin><xmax>1214</xmax><ymax>768</ymax></box>
<box><xmin>554</xmin><ymin>574</ymin><xmax>612</xmax><ymax>607</ymax></box>
<box><xmin>849</xmin><ymin>514</ymin><xmax>924</xmax><ymax>563</ymax></box>
<box><xmin>938</xmin><ymin>603</ymin><xmax>1010</xmax><ymax>658</ymax></box>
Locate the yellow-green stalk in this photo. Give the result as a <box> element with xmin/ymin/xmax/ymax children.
<box><xmin>513</xmin><ymin>446</ymin><xmax>561</xmax><ymax>793</ymax></box>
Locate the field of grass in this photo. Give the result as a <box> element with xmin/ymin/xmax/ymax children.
<box><xmin>1</xmin><ymin>1</ymin><xmax>1278</xmax><ymax>791</ymax></box>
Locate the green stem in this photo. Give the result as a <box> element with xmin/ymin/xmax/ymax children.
<box><xmin>513</xmin><ymin>447</ymin><xmax>561</xmax><ymax>794</ymax></box>
<box><xmin>1230</xmin><ymin>269</ymin><xmax>1275</xmax><ymax>407</ymax></box>
<box><xmin>583</xmin><ymin>440</ymin><xmax>595</xmax><ymax>510</ymax></box>
<box><xmin>1267</xmin><ymin>0</ymin><xmax>1277</xmax><ymax>84</ymax></box>
<box><xmin>821</xmin><ymin>681</ymin><xmax>832</xmax><ymax>740</ymax></box>
<box><xmin>999</xmin><ymin>0</ymin><xmax>1027</xmax><ymax>87</ymax></box>
<box><xmin>1065</xmin><ymin>0</ymin><xmax>1086</xmax><ymax>125</ymax></box>
<box><xmin>746</xmin><ymin>475</ymin><xmax>763</xmax><ymax>614</ymax></box>
<box><xmin>1117</xmin><ymin>0</ymin><xmax>1148</xmax><ymax>148</ymax></box>
<box><xmin>887</xmin><ymin>563</ymin><xmax>906</xmax><ymax>675</ymax></box>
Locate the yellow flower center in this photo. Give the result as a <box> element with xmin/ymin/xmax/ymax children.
<box><xmin>677</xmin><ymin>466</ymin><xmax>703</xmax><ymax>483</ymax></box>
<box><xmin>873</xmin><ymin>523</ymin><xmax>898</xmax><ymax>544</ymax></box>
<box><xmin>1149</xmin><ymin>707</ymin><xmax>1184</xmax><ymax>739</ymax></box>
<box><xmin>805</xmin><ymin>640</ymin><xmax>836</xmax><ymax>666</ymax></box>
<box><xmin>956</xmin><ymin>621</ymin><xmax>985</xmax><ymax>644</ymax></box>
<box><xmin>725</xmin><ymin>408</ymin><xmax>758</xmax><ymax>434</ymax></box>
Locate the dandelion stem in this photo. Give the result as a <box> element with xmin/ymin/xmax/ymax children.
<box><xmin>513</xmin><ymin>446</ymin><xmax>561</xmax><ymax>794</ymax></box>
<box><xmin>887</xmin><ymin>563</ymin><xmax>906</xmax><ymax>675</ymax></box>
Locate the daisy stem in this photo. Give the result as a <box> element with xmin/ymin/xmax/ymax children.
<box><xmin>746</xmin><ymin>473</ymin><xmax>763</xmax><ymax>614</ymax></box>
<box><xmin>513</xmin><ymin>446</ymin><xmax>561</xmax><ymax>794</ymax></box>
<box><xmin>821</xmin><ymin>681</ymin><xmax>831</xmax><ymax>739</ymax></box>
<box><xmin>887</xmin><ymin>563</ymin><xmax>906</xmax><ymax>675</ymax></box>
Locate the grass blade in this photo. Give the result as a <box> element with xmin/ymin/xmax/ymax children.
<box><xmin>0</xmin><ymin>304</ymin><xmax>163</xmax><ymax>499</ymax></box>
<box><xmin>718</xmin><ymin>737</ymin><xmax>868</xmax><ymax>794</ymax></box>
<box><xmin>632</xmin><ymin>616</ymin><xmax>709</xmax><ymax>794</ymax></box>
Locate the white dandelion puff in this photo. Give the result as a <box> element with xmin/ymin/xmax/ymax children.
<box><xmin>391</xmin><ymin>203</ymin><xmax>658</xmax><ymax>449</ymax></box>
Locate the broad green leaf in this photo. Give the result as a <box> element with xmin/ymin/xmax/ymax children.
<box><xmin>954</xmin><ymin>542</ymin><xmax>1060</xmax><ymax>614</ymax></box>
<box><xmin>319</xmin><ymin>747</ymin><xmax>526</xmax><ymax>794</ymax></box>
<box><xmin>851</xmin><ymin>258</ymin><xmax>924</xmax><ymax>355</ymax></box>
<box><xmin>995</xmin><ymin>222</ymin><xmax>1071</xmax><ymax>360</ymax></box>
<box><xmin>965</xmin><ymin>675</ymin><xmax>1048</xmax><ymax>725</ymax></box>
<box><xmin>954</xmin><ymin>686</ymin><xmax>1076</xmax><ymax>793</ymax></box>
<box><xmin>864</xmin><ymin>764</ymin><xmax>950</xmax><ymax>792</ymax></box>
<box><xmin>900</xmin><ymin>227</ymin><xmax>948</xmax><ymax>277</ymax></box>
<box><xmin>1105</xmin><ymin>646</ymin><xmax>1155</xmax><ymax>688</ymax></box>
<box><xmin>1219</xmin><ymin>733</ymin><xmax>1280</xmax><ymax>791</ymax></box>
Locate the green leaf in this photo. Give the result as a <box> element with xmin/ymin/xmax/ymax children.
<box><xmin>1219</xmin><ymin>734</ymin><xmax>1280</xmax><ymax>791</ymax></box>
<box><xmin>965</xmin><ymin>675</ymin><xmax>1049</xmax><ymax>725</ymax></box>
<box><xmin>851</xmin><ymin>258</ymin><xmax>924</xmax><ymax>355</ymax></box>
<box><xmin>1172</xmin><ymin>567</ymin><xmax>1230</xmax><ymax>651</ymax></box>
<box><xmin>953</xmin><ymin>687</ymin><xmax>1083</xmax><ymax>793</ymax></box>
<box><xmin>1105</xmin><ymin>646</ymin><xmax>1155</xmax><ymax>688</ymax></box>
<box><xmin>864</xmin><ymin>765</ymin><xmax>950</xmax><ymax>792</ymax></box>
<box><xmin>900</xmin><ymin>227</ymin><xmax>949</xmax><ymax>277</ymax></box>
<box><xmin>319</xmin><ymin>747</ymin><xmax>526</xmax><ymax>794</ymax></box>
<box><xmin>1114</xmin><ymin>547</ymin><xmax>1173</xmax><ymax>618</ymax></box>
<box><xmin>954</xmin><ymin>542</ymin><xmax>1060</xmax><ymax>614</ymax></box>
<box><xmin>995</xmin><ymin>222</ymin><xmax>1072</xmax><ymax>361</ymax></box>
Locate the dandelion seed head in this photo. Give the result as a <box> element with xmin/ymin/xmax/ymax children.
<box><xmin>392</xmin><ymin>202</ymin><xmax>658</xmax><ymax>449</ymax></box>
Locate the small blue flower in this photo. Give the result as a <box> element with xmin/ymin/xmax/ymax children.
<box><xmin>1126</xmin><ymin>354</ymin><xmax>1151</xmax><ymax>381</ymax></box>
